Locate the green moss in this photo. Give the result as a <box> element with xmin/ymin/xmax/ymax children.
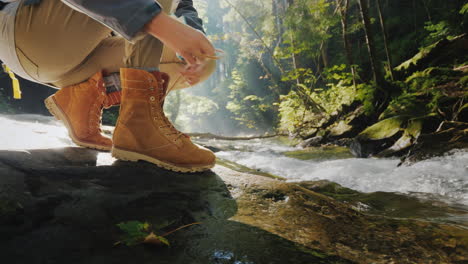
<box><xmin>328</xmin><ymin>120</ymin><xmax>353</xmax><ymax>137</ymax></box>
<box><xmin>284</xmin><ymin>146</ymin><xmax>353</xmax><ymax>160</ymax></box>
<box><xmin>381</xmin><ymin>66</ymin><xmax>465</xmax><ymax>120</ymax></box>
<box><xmin>406</xmin><ymin>67</ymin><xmax>462</xmax><ymax>92</ymax></box>
<box><xmin>406</xmin><ymin>119</ymin><xmax>423</xmax><ymax>137</ymax></box>
<box><xmin>315</xmin><ymin>182</ymin><xmax>360</xmax><ymax>199</ymax></box>
<box><xmin>380</xmin><ymin>92</ymin><xmax>430</xmax><ymax>119</ymax></box>
<box><xmin>395</xmin><ymin>42</ymin><xmax>438</xmax><ymax>72</ymax></box>
<box><xmin>358</xmin><ymin>116</ymin><xmax>405</xmax><ymax>140</ymax></box>
<box><xmin>306</xmin><ymin>249</ymin><xmax>328</xmax><ymax>259</ymax></box>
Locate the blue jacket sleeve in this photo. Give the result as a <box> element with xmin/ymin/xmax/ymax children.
<box><xmin>60</xmin><ymin>0</ymin><xmax>162</xmax><ymax>41</ymax></box>
<box><xmin>175</xmin><ymin>0</ymin><xmax>205</xmax><ymax>34</ymax></box>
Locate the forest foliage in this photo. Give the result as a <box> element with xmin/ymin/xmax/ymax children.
<box><xmin>0</xmin><ymin>0</ymin><xmax>466</xmax><ymax>137</ymax></box>
<box><xmin>165</xmin><ymin>0</ymin><xmax>467</xmax><ymax>136</ymax></box>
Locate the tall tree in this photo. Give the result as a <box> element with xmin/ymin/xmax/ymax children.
<box><xmin>357</xmin><ymin>0</ymin><xmax>385</xmax><ymax>88</ymax></box>
<box><xmin>335</xmin><ymin>0</ymin><xmax>357</xmax><ymax>88</ymax></box>
<box><xmin>376</xmin><ymin>0</ymin><xmax>394</xmax><ymax>80</ymax></box>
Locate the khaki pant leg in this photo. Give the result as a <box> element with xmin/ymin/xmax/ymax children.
<box><xmin>123</xmin><ymin>0</ymin><xmax>175</xmax><ymax>69</ymax></box>
<box><xmin>15</xmin><ymin>0</ymin><xmax>112</xmax><ymax>85</ymax></box>
<box><xmin>53</xmin><ymin>37</ymin><xmax>126</xmax><ymax>88</ymax></box>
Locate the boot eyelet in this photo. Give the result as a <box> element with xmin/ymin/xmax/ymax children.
<box><xmin>150</xmin><ymin>96</ymin><xmax>156</xmax><ymax>101</ymax></box>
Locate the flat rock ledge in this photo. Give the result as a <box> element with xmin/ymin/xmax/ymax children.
<box><xmin>0</xmin><ymin>148</ymin><xmax>466</xmax><ymax>264</ymax></box>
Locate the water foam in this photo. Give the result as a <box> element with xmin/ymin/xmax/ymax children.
<box><xmin>217</xmin><ymin>149</ymin><xmax>468</xmax><ymax>205</ymax></box>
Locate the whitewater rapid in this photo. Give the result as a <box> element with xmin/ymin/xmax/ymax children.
<box><xmin>213</xmin><ymin>139</ymin><xmax>468</xmax><ymax>206</ymax></box>
<box><xmin>1</xmin><ymin>114</ymin><xmax>467</xmax><ymax>206</ymax></box>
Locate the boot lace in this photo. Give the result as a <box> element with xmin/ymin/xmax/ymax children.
<box><xmin>88</xmin><ymin>80</ymin><xmax>106</xmax><ymax>135</ymax></box>
<box><xmin>89</xmin><ymin>102</ymin><xmax>103</xmax><ymax>134</ymax></box>
<box><xmin>155</xmin><ymin>75</ymin><xmax>188</xmax><ymax>142</ymax></box>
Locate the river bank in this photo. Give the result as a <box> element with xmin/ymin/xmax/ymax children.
<box><xmin>286</xmin><ymin>35</ymin><xmax>467</xmax><ymax>163</ymax></box>
<box><xmin>0</xmin><ymin>114</ymin><xmax>467</xmax><ymax>263</ymax></box>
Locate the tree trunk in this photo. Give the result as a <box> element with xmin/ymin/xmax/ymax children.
<box><xmin>376</xmin><ymin>0</ymin><xmax>394</xmax><ymax>80</ymax></box>
<box><xmin>281</xmin><ymin>0</ymin><xmax>300</xmax><ymax>86</ymax></box>
<box><xmin>224</xmin><ymin>0</ymin><xmax>285</xmax><ymax>73</ymax></box>
<box><xmin>272</xmin><ymin>0</ymin><xmax>286</xmax><ymax>49</ymax></box>
<box><xmin>335</xmin><ymin>0</ymin><xmax>357</xmax><ymax>88</ymax></box>
<box><xmin>357</xmin><ymin>0</ymin><xmax>384</xmax><ymax>87</ymax></box>
<box><xmin>320</xmin><ymin>41</ymin><xmax>329</xmax><ymax>69</ymax></box>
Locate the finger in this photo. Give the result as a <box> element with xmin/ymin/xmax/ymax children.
<box><xmin>186</xmin><ymin>76</ymin><xmax>200</xmax><ymax>85</ymax></box>
<box><xmin>194</xmin><ymin>37</ymin><xmax>216</xmax><ymax>59</ymax></box>
<box><xmin>180</xmin><ymin>51</ymin><xmax>197</xmax><ymax>65</ymax></box>
<box><xmin>199</xmin><ymin>39</ymin><xmax>216</xmax><ymax>58</ymax></box>
<box><xmin>181</xmin><ymin>64</ymin><xmax>201</xmax><ymax>75</ymax></box>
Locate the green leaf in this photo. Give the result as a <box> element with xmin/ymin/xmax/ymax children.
<box><xmin>459</xmin><ymin>103</ymin><xmax>468</xmax><ymax>112</ymax></box>
<box><xmin>117</xmin><ymin>221</ymin><xmax>151</xmax><ymax>246</ymax></box>
<box><xmin>460</xmin><ymin>3</ymin><xmax>468</xmax><ymax>14</ymax></box>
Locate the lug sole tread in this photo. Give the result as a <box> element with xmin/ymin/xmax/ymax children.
<box><xmin>111</xmin><ymin>147</ymin><xmax>214</xmax><ymax>173</ymax></box>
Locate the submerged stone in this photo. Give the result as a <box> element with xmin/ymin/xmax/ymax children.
<box><xmin>284</xmin><ymin>146</ymin><xmax>353</xmax><ymax>160</ymax></box>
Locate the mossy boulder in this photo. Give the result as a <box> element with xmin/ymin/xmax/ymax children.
<box><xmin>357</xmin><ymin>116</ymin><xmax>405</xmax><ymax>140</ymax></box>
<box><xmin>351</xmin><ymin>116</ymin><xmax>426</xmax><ymax>158</ymax></box>
<box><xmin>350</xmin><ymin>116</ymin><xmax>406</xmax><ymax>157</ymax></box>
<box><xmin>377</xmin><ymin>118</ymin><xmax>423</xmax><ymax>157</ymax></box>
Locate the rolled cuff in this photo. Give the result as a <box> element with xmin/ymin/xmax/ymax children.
<box><xmin>60</xmin><ymin>0</ymin><xmax>163</xmax><ymax>41</ymax></box>
<box><xmin>120</xmin><ymin>2</ymin><xmax>162</xmax><ymax>41</ymax></box>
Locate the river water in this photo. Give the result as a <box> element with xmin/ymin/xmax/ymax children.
<box><xmin>196</xmin><ymin>136</ymin><xmax>468</xmax><ymax>227</ymax></box>
<box><xmin>1</xmin><ymin>114</ymin><xmax>467</xmax><ymax>226</ymax></box>
<box><xmin>200</xmin><ymin>137</ymin><xmax>468</xmax><ymax>206</ymax></box>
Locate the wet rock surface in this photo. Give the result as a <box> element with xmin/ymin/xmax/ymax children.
<box><xmin>404</xmin><ymin>121</ymin><xmax>468</xmax><ymax>163</ymax></box>
<box><xmin>0</xmin><ymin>148</ymin><xmax>467</xmax><ymax>264</ymax></box>
<box><xmin>0</xmin><ymin>148</ymin><xmax>342</xmax><ymax>264</ymax></box>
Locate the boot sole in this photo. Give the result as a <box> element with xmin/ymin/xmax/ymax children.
<box><xmin>111</xmin><ymin>147</ymin><xmax>215</xmax><ymax>173</ymax></box>
<box><xmin>44</xmin><ymin>96</ymin><xmax>112</xmax><ymax>152</ymax></box>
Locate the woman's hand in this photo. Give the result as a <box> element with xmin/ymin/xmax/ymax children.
<box><xmin>180</xmin><ymin>64</ymin><xmax>204</xmax><ymax>85</ymax></box>
<box><xmin>145</xmin><ymin>13</ymin><xmax>215</xmax><ymax>65</ymax></box>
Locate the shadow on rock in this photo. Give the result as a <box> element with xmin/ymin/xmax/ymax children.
<box><xmin>0</xmin><ymin>147</ymin><xmax>345</xmax><ymax>264</ymax></box>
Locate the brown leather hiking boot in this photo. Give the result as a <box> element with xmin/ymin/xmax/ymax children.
<box><xmin>111</xmin><ymin>68</ymin><xmax>215</xmax><ymax>172</ymax></box>
<box><xmin>44</xmin><ymin>71</ymin><xmax>118</xmax><ymax>151</ymax></box>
